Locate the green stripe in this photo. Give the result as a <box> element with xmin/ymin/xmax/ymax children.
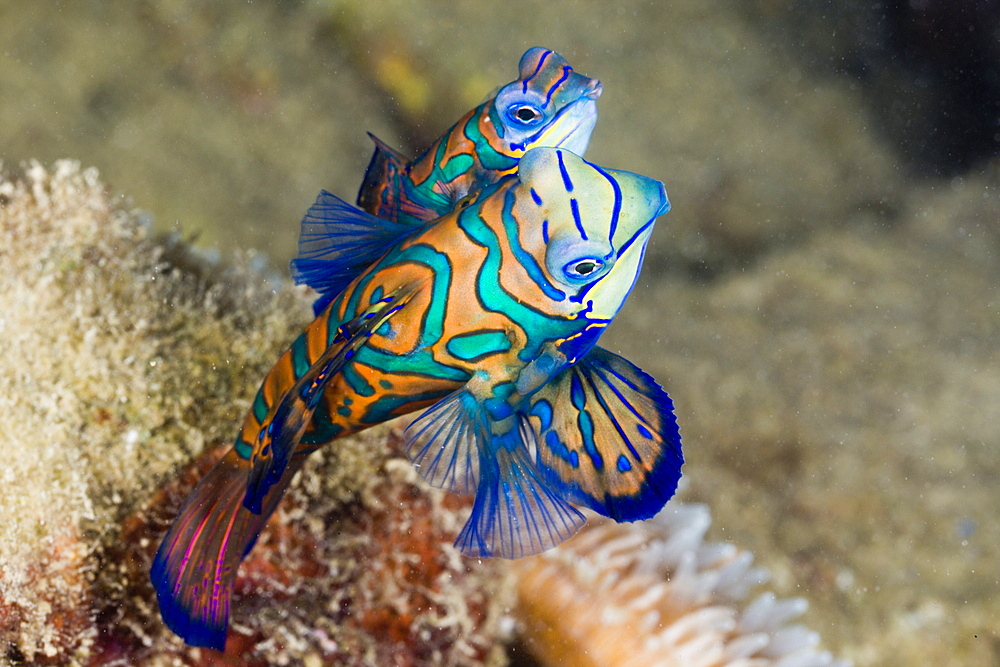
<box><xmin>235</xmin><ymin>439</ymin><xmax>253</xmax><ymax>460</ymax></box>
<box><xmin>466</xmin><ymin>110</ymin><xmax>517</xmax><ymax>172</ymax></box>
<box><xmin>252</xmin><ymin>389</ymin><xmax>268</xmax><ymax>423</ymax></box>
<box><xmin>446</xmin><ymin>330</ymin><xmax>511</xmax><ymax>362</ymax></box>
<box><xmin>458</xmin><ymin>206</ymin><xmax>577</xmax><ymax>356</ymax></box>
<box><xmin>291</xmin><ymin>334</ymin><xmax>311</xmax><ymax>378</ymax></box>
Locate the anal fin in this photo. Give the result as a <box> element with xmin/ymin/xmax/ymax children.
<box><xmin>150</xmin><ymin>449</ymin><xmax>305</xmax><ymax>650</ymax></box>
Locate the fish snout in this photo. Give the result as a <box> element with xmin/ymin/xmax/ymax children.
<box><xmin>655</xmin><ymin>181</ymin><xmax>670</xmax><ymax>217</ymax></box>
<box><xmin>584</xmin><ymin>79</ymin><xmax>603</xmax><ymax>100</ymax></box>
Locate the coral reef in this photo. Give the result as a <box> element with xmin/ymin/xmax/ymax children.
<box><xmin>0</xmin><ymin>161</ymin><xmax>512</xmax><ymax>666</ymax></box>
<box><xmin>515</xmin><ymin>502</ymin><xmax>848</xmax><ymax>667</ymax></box>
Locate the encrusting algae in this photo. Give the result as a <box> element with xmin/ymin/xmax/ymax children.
<box><xmin>0</xmin><ymin>160</ymin><xmax>848</xmax><ymax>666</ymax></box>
<box><xmin>0</xmin><ymin>161</ymin><xmax>512</xmax><ymax>666</ymax></box>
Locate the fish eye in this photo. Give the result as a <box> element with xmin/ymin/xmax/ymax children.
<box><xmin>455</xmin><ymin>193</ymin><xmax>476</xmax><ymax>210</ymax></box>
<box><xmin>507</xmin><ymin>103</ymin><xmax>543</xmax><ymax>125</ymax></box>
<box><xmin>563</xmin><ymin>257</ymin><xmax>605</xmax><ymax>281</ymax></box>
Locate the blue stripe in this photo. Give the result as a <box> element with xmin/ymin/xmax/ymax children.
<box><xmin>583</xmin><ymin>158</ymin><xmax>622</xmax><ymax>241</ymax></box>
<box><xmin>557</xmin><ymin>150</ymin><xmax>574</xmax><ymax>192</ymax></box>
<box><xmin>544</xmin><ymin>430</ymin><xmax>579</xmax><ymax>469</ymax></box>
<box><xmin>582</xmin><ymin>365</ymin><xmax>644</xmax><ymax>462</ymax></box>
<box><xmin>570</xmin><ymin>374</ymin><xmax>586</xmax><ymax>409</ymax></box>
<box><xmin>578</xmin><ymin>409</ymin><xmax>602</xmax><ymax>469</ymax></box>
<box><xmin>501</xmin><ymin>189</ymin><xmax>565</xmax><ymax>301</ymax></box>
<box><xmin>570</xmin><ymin>198</ymin><xmax>587</xmax><ymax>240</ymax></box>
<box><xmin>522</xmin><ymin>49</ymin><xmax>552</xmax><ymax>93</ymax></box>
<box><xmin>531</xmin><ymin>399</ymin><xmax>553</xmax><ymax>430</ymax></box>
<box><xmin>530</xmin><ymin>188</ymin><xmax>543</xmax><ymax>205</ymax></box>
<box><xmin>545</xmin><ymin>66</ymin><xmax>571</xmax><ymax>105</ymax></box>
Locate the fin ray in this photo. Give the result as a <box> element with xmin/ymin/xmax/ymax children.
<box><xmin>456</xmin><ymin>417</ymin><xmax>585</xmax><ymax>559</ymax></box>
<box><xmin>403</xmin><ymin>389</ymin><xmax>481</xmax><ymax>494</ymax></box>
<box><xmin>290</xmin><ymin>189</ymin><xmax>413</xmax><ymax>314</ymax></box>
<box><xmin>150</xmin><ymin>450</ymin><xmax>304</xmax><ymax>650</ymax></box>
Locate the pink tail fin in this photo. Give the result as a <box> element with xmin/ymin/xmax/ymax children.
<box><xmin>150</xmin><ymin>448</ymin><xmax>302</xmax><ymax>650</ymax></box>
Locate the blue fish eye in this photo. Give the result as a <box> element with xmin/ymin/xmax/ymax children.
<box><xmin>562</xmin><ymin>257</ymin><xmax>605</xmax><ymax>282</ymax></box>
<box><xmin>506</xmin><ymin>103</ymin><xmax>543</xmax><ymax>126</ymax></box>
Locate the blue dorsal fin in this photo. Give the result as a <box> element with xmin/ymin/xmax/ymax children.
<box><xmin>527</xmin><ymin>346</ymin><xmax>683</xmax><ymax>522</ymax></box>
<box><xmin>290</xmin><ymin>189</ymin><xmax>414</xmax><ymax>315</ymax></box>
<box><xmin>244</xmin><ymin>287</ymin><xmax>416</xmax><ymax>513</ymax></box>
<box><xmin>404</xmin><ymin>391</ymin><xmax>585</xmax><ymax>558</ymax></box>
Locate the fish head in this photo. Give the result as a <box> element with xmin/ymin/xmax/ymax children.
<box><xmin>514</xmin><ymin>147</ymin><xmax>669</xmax><ymax>321</ymax></box>
<box><xmin>490</xmin><ymin>48</ymin><xmax>602</xmax><ymax>159</ymax></box>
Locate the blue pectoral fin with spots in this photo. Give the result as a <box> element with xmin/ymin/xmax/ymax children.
<box><xmin>290</xmin><ymin>188</ymin><xmax>415</xmax><ymax>315</ymax></box>
<box><xmin>405</xmin><ymin>392</ymin><xmax>585</xmax><ymax>558</ymax></box>
<box><xmin>527</xmin><ymin>346</ymin><xmax>683</xmax><ymax>522</ymax></box>
<box><xmin>244</xmin><ymin>287</ymin><xmax>417</xmax><ymax>514</ymax></box>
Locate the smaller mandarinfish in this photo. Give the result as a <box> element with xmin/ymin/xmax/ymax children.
<box><xmin>151</xmin><ymin>147</ymin><xmax>682</xmax><ymax>650</ymax></box>
<box><xmin>295</xmin><ymin>47</ymin><xmax>603</xmax><ymax>314</ymax></box>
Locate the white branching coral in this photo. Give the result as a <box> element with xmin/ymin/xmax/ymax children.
<box><xmin>514</xmin><ymin>502</ymin><xmax>850</xmax><ymax>667</ymax></box>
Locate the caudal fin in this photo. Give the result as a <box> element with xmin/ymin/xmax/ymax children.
<box><xmin>150</xmin><ymin>449</ymin><xmax>303</xmax><ymax>650</ymax></box>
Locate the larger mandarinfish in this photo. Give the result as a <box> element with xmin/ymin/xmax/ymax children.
<box><xmin>295</xmin><ymin>47</ymin><xmax>603</xmax><ymax>314</ymax></box>
<box><xmin>150</xmin><ymin>147</ymin><xmax>682</xmax><ymax>650</ymax></box>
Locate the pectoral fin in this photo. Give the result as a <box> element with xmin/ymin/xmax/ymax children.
<box><xmin>404</xmin><ymin>390</ymin><xmax>585</xmax><ymax>558</ymax></box>
<box><xmin>527</xmin><ymin>346</ymin><xmax>683</xmax><ymax>522</ymax></box>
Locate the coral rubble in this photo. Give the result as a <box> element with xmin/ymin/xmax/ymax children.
<box><xmin>515</xmin><ymin>502</ymin><xmax>850</xmax><ymax>667</ymax></box>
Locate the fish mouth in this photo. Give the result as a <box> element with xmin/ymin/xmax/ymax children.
<box><xmin>532</xmin><ymin>97</ymin><xmax>599</xmax><ymax>156</ymax></box>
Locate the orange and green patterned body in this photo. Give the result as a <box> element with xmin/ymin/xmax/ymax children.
<box><xmin>356</xmin><ymin>47</ymin><xmax>602</xmax><ymax>227</ymax></box>
<box><xmin>292</xmin><ymin>48</ymin><xmax>603</xmax><ymax>316</ymax></box>
<box><xmin>152</xmin><ymin>148</ymin><xmax>682</xmax><ymax>651</ymax></box>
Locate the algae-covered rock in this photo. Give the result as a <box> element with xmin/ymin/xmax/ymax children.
<box><xmin>0</xmin><ymin>161</ymin><xmax>512</xmax><ymax>666</ymax></box>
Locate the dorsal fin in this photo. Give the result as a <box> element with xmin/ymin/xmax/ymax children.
<box><xmin>356</xmin><ymin>132</ymin><xmax>455</xmax><ymax>225</ymax></box>
<box><xmin>290</xmin><ymin>189</ymin><xmax>414</xmax><ymax>315</ymax></box>
<box><xmin>356</xmin><ymin>132</ymin><xmax>411</xmax><ymax>222</ymax></box>
<box><xmin>526</xmin><ymin>346</ymin><xmax>683</xmax><ymax>522</ymax></box>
